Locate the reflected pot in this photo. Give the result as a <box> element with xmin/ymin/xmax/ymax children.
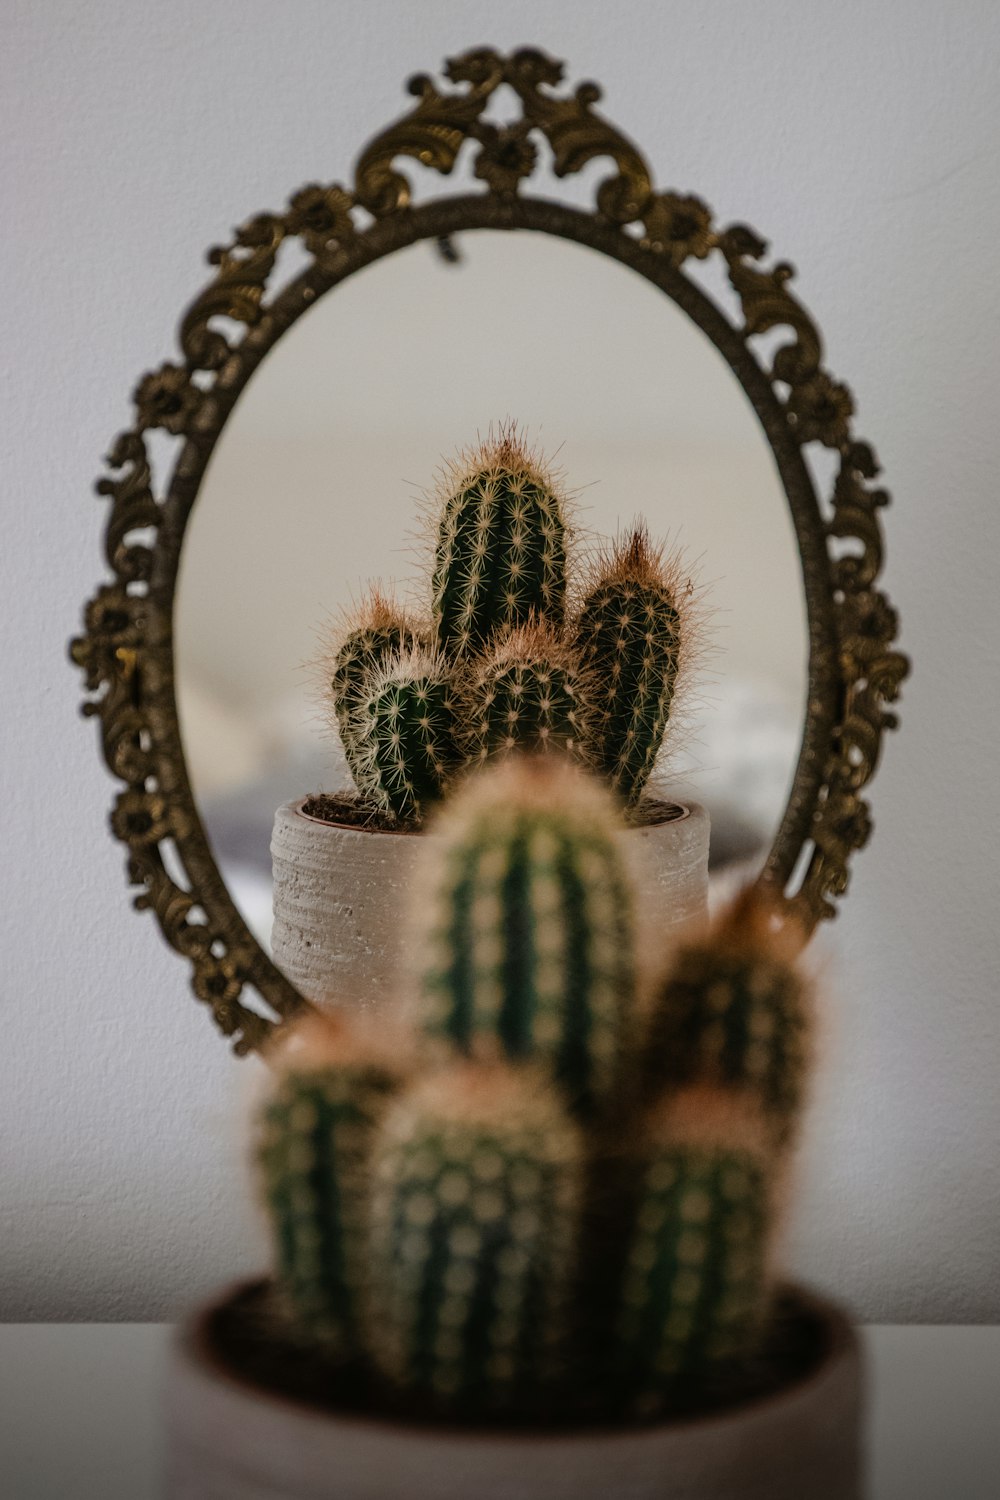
<box><xmin>270</xmin><ymin>797</ymin><xmax>711</xmax><ymax>1010</ymax></box>
<box><xmin>166</xmin><ymin>1279</ymin><xmax>864</xmax><ymax>1500</ymax></box>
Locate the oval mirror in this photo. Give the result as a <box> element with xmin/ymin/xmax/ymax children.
<box><xmin>73</xmin><ymin>48</ymin><xmax>907</xmax><ymax>1053</ymax></box>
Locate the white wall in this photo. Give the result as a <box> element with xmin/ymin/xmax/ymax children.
<box><xmin>3</xmin><ymin>0</ymin><xmax>998</xmax><ymax>1323</ymax></box>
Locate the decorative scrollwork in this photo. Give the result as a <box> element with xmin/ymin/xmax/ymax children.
<box><xmin>72</xmin><ymin>46</ymin><xmax>907</xmax><ymax>1053</ymax></box>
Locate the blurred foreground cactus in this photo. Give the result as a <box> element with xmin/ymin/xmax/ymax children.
<box><xmin>256</xmin><ymin>758</ymin><xmax>812</xmax><ymax>1423</ymax></box>
<box><xmin>318</xmin><ymin>428</ymin><xmax>700</xmax><ymax>825</ymax></box>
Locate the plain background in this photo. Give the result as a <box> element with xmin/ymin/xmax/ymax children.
<box><xmin>2</xmin><ymin>0</ymin><xmax>998</xmax><ymax>1322</ymax></box>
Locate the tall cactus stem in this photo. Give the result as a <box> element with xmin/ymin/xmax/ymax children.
<box><xmin>430</xmin><ymin>431</ymin><xmax>569</xmax><ymax>659</ymax></box>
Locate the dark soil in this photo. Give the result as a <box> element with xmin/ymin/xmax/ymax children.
<box><xmin>298</xmin><ymin>790</ymin><xmax>687</xmax><ymax>835</ymax></box>
<box><xmin>199</xmin><ymin>1279</ymin><xmax>832</xmax><ymax>1434</ymax></box>
<box><xmin>299</xmin><ymin>793</ymin><xmax>412</xmax><ymax>833</ymax></box>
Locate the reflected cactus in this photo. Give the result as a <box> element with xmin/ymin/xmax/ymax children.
<box><xmin>572</xmin><ymin>527</ymin><xmax>687</xmax><ymax>805</ymax></box>
<box><xmin>327</xmin><ymin>593</ymin><xmax>423</xmax><ymax>786</ymax></box>
<box><xmin>317</xmin><ymin>436</ymin><xmax>701</xmax><ymax>826</ymax></box>
<box><xmin>460</xmin><ymin>620</ymin><xmax>590</xmax><ymax>767</ymax></box>
<box><xmin>353</xmin><ymin>647</ymin><xmax>459</xmax><ymax>824</ymax></box>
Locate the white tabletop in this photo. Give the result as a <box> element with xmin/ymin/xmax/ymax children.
<box><xmin>0</xmin><ymin>1323</ymin><xmax>998</xmax><ymax>1499</ymax></box>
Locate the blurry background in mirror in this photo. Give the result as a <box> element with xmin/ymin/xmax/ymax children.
<box><xmin>175</xmin><ymin>231</ymin><xmax>807</xmax><ymax>950</ymax></box>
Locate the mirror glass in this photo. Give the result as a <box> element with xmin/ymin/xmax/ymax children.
<box><xmin>175</xmin><ymin>231</ymin><xmax>807</xmax><ymax>952</ymax></box>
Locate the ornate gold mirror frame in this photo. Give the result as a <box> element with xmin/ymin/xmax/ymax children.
<box><xmin>72</xmin><ymin>48</ymin><xmax>908</xmax><ymax>1055</ymax></box>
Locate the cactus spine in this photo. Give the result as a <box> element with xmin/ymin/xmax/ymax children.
<box><xmin>461</xmin><ymin>621</ymin><xmax>589</xmax><ymax>766</ymax></box>
<box><xmin>255</xmin><ymin>1017</ymin><xmax>407</xmax><ymax>1353</ymax></box>
<box><xmin>431</xmin><ymin>435</ymin><xmax>568</xmax><ymax>659</ymax></box>
<box><xmin>367</xmin><ymin>1062</ymin><xmax>582</xmax><ymax>1415</ymax></box>
<box><xmin>354</xmin><ymin>647</ymin><xmax>458</xmax><ymax>824</ymax></box>
<box><xmin>573</xmin><ymin>528</ymin><xmax>685</xmax><ymax>805</ymax></box>
<box><xmin>614</xmin><ymin>1088</ymin><xmax>773</xmax><ymax>1411</ymax></box>
<box><xmin>416</xmin><ymin>759</ymin><xmax>635</xmax><ymax>1117</ymax></box>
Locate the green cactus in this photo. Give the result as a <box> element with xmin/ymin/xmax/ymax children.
<box><xmin>367</xmin><ymin>1062</ymin><xmax>582</xmax><ymax>1416</ymax></box>
<box><xmin>460</xmin><ymin>621</ymin><xmax>590</xmax><ymax>767</ymax></box>
<box><xmin>315</xmin><ymin>442</ymin><xmax>702</xmax><ymax>824</ymax></box>
<box><xmin>643</xmin><ymin>891</ymin><xmax>810</xmax><ymax>1144</ymax></box>
<box><xmin>415</xmin><ymin>759</ymin><xmax>635</xmax><ymax>1117</ymax></box>
<box><xmin>431</xmin><ymin>434</ymin><xmax>568</xmax><ymax>659</ymax></box>
<box><xmin>572</xmin><ymin>528</ymin><xmax>686</xmax><ymax>806</ymax></box>
<box><xmin>614</xmin><ymin>1089</ymin><xmax>772</xmax><ymax>1413</ymax></box>
<box><xmin>353</xmin><ymin>646</ymin><xmax>459</xmax><ymax>824</ymax></box>
<box><xmin>255</xmin><ymin>1016</ymin><xmax>408</xmax><ymax>1353</ymax></box>
<box><xmin>254</xmin><ymin>758</ymin><xmax>815</xmax><ymax>1422</ymax></box>
<box><xmin>327</xmin><ymin>592</ymin><xmax>423</xmax><ymax>785</ymax></box>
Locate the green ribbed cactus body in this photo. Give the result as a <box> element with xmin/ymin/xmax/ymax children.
<box><xmin>465</xmin><ymin>654</ymin><xmax>587</xmax><ymax>765</ymax></box>
<box><xmin>331</xmin><ymin>616</ymin><xmax>422</xmax><ymax>783</ymax></box>
<box><xmin>646</xmin><ymin>943</ymin><xmax>809</xmax><ymax>1143</ymax></box>
<box><xmin>256</xmin><ymin>1058</ymin><xmax>399</xmax><ymax>1352</ymax></box>
<box><xmin>354</xmin><ymin>650</ymin><xmax>458</xmax><ymax>824</ymax></box>
<box><xmin>417</xmin><ymin>767</ymin><xmax>635</xmax><ymax>1116</ymax></box>
<box><xmin>368</xmin><ymin>1065</ymin><xmax>582</xmax><ymax>1416</ymax></box>
<box><xmin>432</xmin><ymin>464</ymin><xmax>566</xmax><ymax>659</ymax></box>
<box><xmin>573</xmin><ymin>576</ymin><xmax>681</xmax><ymax>805</ymax></box>
<box><xmin>615</xmin><ymin>1139</ymin><xmax>770</xmax><ymax>1409</ymax></box>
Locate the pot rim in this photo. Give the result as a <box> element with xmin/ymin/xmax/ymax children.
<box><xmin>177</xmin><ymin>1277</ymin><xmax>857</xmax><ymax>1448</ymax></box>
<box><xmin>287</xmin><ymin>795</ymin><xmax>695</xmax><ymax>837</ymax></box>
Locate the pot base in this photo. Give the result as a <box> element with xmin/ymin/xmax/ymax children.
<box><xmin>166</xmin><ymin>1280</ymin><xmax>863</xmax><ymax>1500</ymax></box>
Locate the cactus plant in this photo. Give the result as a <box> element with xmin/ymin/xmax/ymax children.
<box><xmin>430</xmin><ymin>433</ymin><xmax>568</xmax><ymax>659</ymax></box>
<box><xmin>572</xmin><ymin>526</ymin><xmax>687</xmax><ymax>806</ymax></box>
<box><xmin>256</xmin><ymin>758</ymin><xmax>809</xmax><ymax>1423</ymax></box>
<box><xmin>414</xmin><ymin>759</ymin><xmax>635</xmax><ymax>1118</ymax></box>
<box><xmin>367</xmin><ymin>1061</ymin><xmax>582</xmax><ymax>1415</ymax></box>
<box><xmin>314</xmin><ymin>433</ymin><xmax>700</xmax><ymax>828</ymax></box>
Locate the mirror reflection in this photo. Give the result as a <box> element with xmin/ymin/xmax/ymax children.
<box><xmin>174</xmin><ymin>231</ymin><xmax>807</xmax><ymax>952</ymax></box>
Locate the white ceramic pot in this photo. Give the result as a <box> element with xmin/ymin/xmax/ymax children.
<box><xmin>165</xmin><ymin>1280</ymin><xmax>863</xmax><ymax>1500</ymax></box>
<box><xmin>270</xmin><ymin>798</ymin><xmax>710</xmax><ymax>1010</ymax></box>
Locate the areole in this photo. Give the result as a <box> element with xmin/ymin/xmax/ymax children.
<box><xmin>72</xmin><ymin>46</ymin><xmax>908</xmax><ymax>1054</ymax></box>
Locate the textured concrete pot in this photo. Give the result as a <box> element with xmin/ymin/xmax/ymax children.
<box><xmin>271</xmin><ymin>797</ymin><xmax>710</xmax><ymax>1010</ymax></box>
<box><xmin>166</xmin><ymin>1280</ymin><xmax>863</xmax><ymax>1500</ymax></box>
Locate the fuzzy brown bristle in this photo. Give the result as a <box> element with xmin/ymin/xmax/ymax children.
<box><xmin>701</xmin><ymin>885</ymin><xmax>809</xmax><ymax>969</ymax></box>
<box><xmin>646</xmin><ymin>1082</ymin><xmax>773</xmax><ymax>1162</ymax></box>
<box><xmin>482</xmin><ymin>615</ymin><xmax>576</xmax><ymax>672</ymax></box>
<box><xmin>266</xmin><ymin>1008</ymin><xmax>418</xmax><ymax>1079</ymax></box>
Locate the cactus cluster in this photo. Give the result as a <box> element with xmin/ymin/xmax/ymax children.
<box><xmin>320</xmin><ymin>430</ymin><xmax>697</xmax><ymax>825</ymax></box>
<box><xmin>256</xmin><ymin>758</ymin><xmax>812</xmax><ymax>1424</ymax></box>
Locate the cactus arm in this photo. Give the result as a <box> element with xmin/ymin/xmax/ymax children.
<box><xmin>574</xmin><ymin>579</ymin><xmax>682</xmax><ymax>804</ymax></box>
<box><xmin>367</xmin><ymin>1064</ymin><xmax>582</xmax><ymax>1416</ymax></box>
<box><xmin>352</xmin><ymin>649</ymin><xmax>458</xmax><ymax>825</ymax></box>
